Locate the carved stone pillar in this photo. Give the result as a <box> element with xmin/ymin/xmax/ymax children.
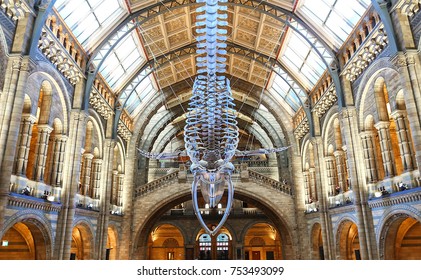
<box><xmin>309</xmin><ymin>167</ymin><xmax>318</xmax><ymax>201</ymax></box>
<box><xmin>391</xmin><ymin>110</ymin><xmax>414</xmax><ymax>171</ymax></box>
<box><xmin>91</xmin><ymin>159</ymin><xmax>102</xmax><ymax>201</ymax></box>
<box><xmin>111</xmin><ymin>170</ymin><xmax>118</xmax><ymax>205</ymax></box>
<box><xmin>14</xmin><ymin>114</ymin><xmax>37</xmax><ymax>176</ymax></box>
<box><xmin>325</xmin><ymin>156</ymin><xmax>338</xmax><ymax>195</ymax></box>
<box><xmin>33</xmin><ymin>124</ymin><xmax>53</xmax><ymax>182</ymax></box>
<box><xmin>117</xmin><ymin>173</ymin><xmax>124</xmax><ymax>207</ymax></box>
<box><xmin>360</xmin><ymin>131</ymin><xmax>379</xmax><ymax>183</ymax></box>
<box><xmin>50</xmin><ymin>135</ymin><xmax>68</xmax><ymax>187</ymax></box>
<box><xmin>81</xmin><ymin>153</ymin><xmax>94</xmax><ymax>196</ymax></box>
<box><xmin>303</xmin><ymin>171</ymin><xmax>311</xmax><ymax>203</ymax></box>
<box><xmin>334</xmin><ymin>150</ymin><xmax>348</xmax><ymax>192</ymax></box>
<box><xmin>374</xmin><ymin>121</ymin><xmax>395</xmax><ymax>178</ymax></box>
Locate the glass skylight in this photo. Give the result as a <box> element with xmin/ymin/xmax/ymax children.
<box><xmin>281</xmin><ymin>29</ymin><xmax>328</xmax><ymax>88</ymax></box>
<box><xmin>299</xmin><ymin>0</ymin><xmax>371</xmax><ymax>45</ymax></box>
<box><xmin>124</xmin><ymin>75</ymin><xmax>156</xmax><ymax>118</ymax></box>
<box><xmin>54</xmin><ymin>0</ymin><xmax>126</xmax><ymax>49</ymax></box>
<box><xmin>269</xmin><ymin>70</ymin><xmax>307</xmax><ymax>113</ymax></box>
<box><xmin>98</xmin><ymin>31</ymin><xmax>145</xmax><ymax>91</ymax></box>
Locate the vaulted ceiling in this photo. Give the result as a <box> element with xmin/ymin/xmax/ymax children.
<box><xmin>51</xmin><ymin>0</ymin><xmax>372</xmax><ymax>151</ymax></box>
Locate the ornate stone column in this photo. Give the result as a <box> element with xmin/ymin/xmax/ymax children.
<box><xmin>334</xmin><ymin>150</ymin><xmax>348</xmax><ymax>192</ymax></box>
<box><xmin>33</xmin><ymin>124</ymin><xmax>53</xmax><ymax>182</ymax></box>
<box><xmin>391</xmin><ymin>53</ymin><xmax>421</xmax><ymax>173</ymax></box>
<box><xmin>309</xmin><ymin>167</ymin><xmax>318</xmax><ymax>201</ymax></box>
<box><xmin>80</xmin><ymin>153</ymin><xmax>93</xmax><ymax>196</ymax></box>
<box><xmin>111</xmin><ymin>170</ymin><xmax>118</xmax><ymax>205</ymax></box>
<box><xmin>391</xmin><ymin>110</ymin><xmax>414</xmax><ymax>171</ymax></box>
<box><xmin>14</xmin><ymin>114</ymin><xmax>37</xmax><ymax>176</ymax></box>
<box><xmin>360</xmin><ymin>131</ymin><xmax>379</xmax><ymax>183</ymax></box>
<box><xmin>117</xmin><ymin>173</ymin><xmax>124</xmax><ymax>207</ymax></box>
<box><xmin>325</xmin><ymin>156</ymin><xmax>338</xmax><ymax>196</ymax></box>
<box><xmin>374</xmin><ymin>121</ymin><xmax>395</xmax><ymax>178</ymax></box>
<box><xmin>303</xmin><ymin>171</ymin><xmax>311</xmax><ymax>203</ymax></box>
<box><xmin>50</xmin><ymin>135</ymin><xmax>68</xmax><ymax>201</ymax></box>
<box><xmin>91</xmin><ymin>158</ymin><xmax>102</xmax><ymax>207</ymax></box>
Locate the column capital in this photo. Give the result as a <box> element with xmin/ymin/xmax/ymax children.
<box><xmin>37</xmin><ymin>124</ymin><xmax>53</xmax><ymax>133</ymax></box>
<box><xmin>21</xmin><ymin>113</ymin><xmax>37</xmax><ymax>123</ymax></box>
<box><xmin>374</xmin><ymin>121</ymin><xmax>390</xmax><ymax>130</ymax></box>
<box><xmin>333</xmin><ymin>150</ymin><xmax>345</xmax><ymax>157</ymax></box>
<box><xmin>55</xmin><ymin>134</ymin><xmax>69</xmax><ymax>142</ymax></box>
<box><xmin>324</xmin><ymin>155</ymin><xmax>335</xmax><ymax>162</ymax></box>
<box><xmin>82</xmin><ymin>153</ymin><xmax>94</xmax><ymax>160</ymax></box>
<box><xmin>93</xmin><ymin>158</ymin><xmax>103</xmax><ymax>164</ymax></box>
<box><xmin>390</xmin><ymin>109</ymin><xmax>407</xmax><ymax>119</ymax></box>
<box><xmin>360</xmin><ymin>130</ymin><xmax>376</xmax><ymax>138</ymax></box>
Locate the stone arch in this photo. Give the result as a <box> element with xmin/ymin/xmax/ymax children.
<box><xmin>85</xmin><ymin>112</ymin><xmax>104</xmax><ymax>157</ymax></box>
<box><xmin>356</xmin><ymin>58</ymin><xmax>401</xmax><ymax>129</ymax></box>
<box><xmin>151</xmin><ymin>221</ymin><xmax>189</xmax><ymax>247</ymax></box>
<box><xmin>26</xmin><ymin>65</ymin><xmax>71</xmax><ymax>134</ymax></box>
<box><xmin>163</xmin><ymin>238</ymin><xmax>179</xmax><ymax>247</ymax></box>
<box><xmin>373</xmin><ymin>76</ymin><xmax>389</xmax><ymax>122</ymax></box>
<box><xmin>334</xmin><ymin>216</ymin><xmax>360</xmax><ymax>260</ymax></box>
<box><xmin>131</xmin><ymin>185</ymin><xmax>296</xmax><ymax>260</ymax></box>
<box><xmin>1</xmin><ymin>210</ymin><xmax>54</xmax><ymax>259</ymax></box>
<box><xmin>148</xmin><ymin>223</ymin><xmax>185</xmax><ymax>260</ymax></box>
<box><xmin>106</xmin><ymin>222</ymin><xmax>120</xmax><ymax>260</ymax></box>
<box><xmin>321</xmin><ymin>106</ymin><xmax>340</xmax><ymax>154</ymax></box>
<box><xmin>376</xmin><ymin>204</ymin><xmax>421</xmax><ymax>259</ymax></box>
<box><xmin>0</xmin><ymin>26</ymin><xmax>8</xmax><ymax>91</ymax></box>
<box><xmin>71</xmin><ymin>219</ymin><xmax>96</xmax><ymax>260</ymax></box>
<box><xmin>310</xmin><ymin>222</ymin><xmax>323</xmax><ymax>260</ymax></box>
<box><xmin>22</xmin><ymin>94</ymin><xmax>32</xmax><ymax>114</ymax></box>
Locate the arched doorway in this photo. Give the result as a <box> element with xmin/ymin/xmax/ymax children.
<box><xmin>244</xmin><ymin>223</ymin><xmax>281</xmax><ymax>260</ymax></box>
<box><xmin>311</xmin><ymin>223</ymin><xmax>324</xmax><ymax>260</ymax></box>
<box><xmin>148</xmin><ymin>224</ymin><xmax>184</xmax><ymax>260</ymax></box>
<box><xmin>0</xmin><ymin>221</ymin><xmax>50</xmax><ymax>260</ymax></box>
<box><xmin>196</xmin><ymin>227</ymin><xmax>232</xmax><ymax>260</ymax></box>
<box><xmin>337</xmin><ymin>220</ymin><xmax>360</xmax><ymax>260</ymax></box>
<box><xmin>382</xmin><ymin>216</ymin><xmax>421</xmax><ymax>259</ymax></box>
<box><xmin>70</xmin><ymin>223</ymin><xmax>94</xmax><ymax>260</ymax></box>
<box><xmin>106</xmin><ymin>227</ymin><xmax>118</xmax><ymax>260</ymax></box>
<box><xmin>133</xmin><ymin>191</ymin><xmax>295</xmax><ymax>260</ymax></box>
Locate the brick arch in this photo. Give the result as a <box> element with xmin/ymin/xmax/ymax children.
<box><xmin>321</xmin><ymin>107</ymin><xmax>340</xmax><ymax>156</ymax></box>
<box><xmin>131</xmin><ymin>182</ymin><xmax>296</xmax><ymax>259</ymax></box>
<box><xmin>151</xmin><ymin>221</ymin><xmax>188</xmax><ymax>246</ymax></box>
<box><xmin>1</xmin><ymin>210</ymin><xmax>54</xmax><ymax>259</ymax></box>
<box><xmin>26</xmin><ymin>63</ymin><xmax>71</xmax><ymax>135</ymax></box>
<box><xmin>376</xmin><ymin>204</ymin><xmax>421</xmax><ymax>259</ymax></box>
<box><xmin>310</xmin><ymin>222</ymin><xmax>323</xmax><ymax>260</ymax></box>
<box><xmin>334</xmin><ymin>216</ymin><xmax>359</xmax><ymax>260</ymax></box>
<box><xmin>355</xmin><ymin>57</ymin><xmax>401</xmax><ymax>130</ymax></box>
<box><xmin>72</xmin><ymin>219</ymin><xmax>96</xmax><ymax>260</ymax></box>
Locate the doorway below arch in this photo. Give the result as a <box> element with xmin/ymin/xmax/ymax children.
<box><xmin>148</xmin><ymin>224</ymin><xmax>184</xmax><ymax>260</ymax></box>
<box><xmin>0</xmin><ymin>221</ymin><xmax>49</xmax><ymax>260</ymax></box>
<box><xmin>244</xmin><ymin>223</ymin><xmax>282</xmax><ymax>260</ymax></box>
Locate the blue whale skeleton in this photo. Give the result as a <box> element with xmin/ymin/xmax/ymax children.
<box><xmin>138</xmin><ymin>0</ymin><xmax>289</xmax><ymax>235</ymax></box>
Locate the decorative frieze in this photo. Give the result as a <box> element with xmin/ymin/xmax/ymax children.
<box><xmin>395</xmin><ymin>0</ymin><xmax>420</xmax><ymax>16</ymax></box>
<box><xmin>368</xmin><ymin>188</ymin><xmax>421</xmax><ymax>208</ymax></box>
<box><xmin>117</xmin><ymin>121</ymin><xmax>132</xmax><ymax>142</ymax></box>
<box><xmin>313</xmin><ymin>86</ymin><xmax>337</xmax><ymax>118</ymax></box>
<box><xmin>294</xmin><ymin>118</ymin><xmax>309</xmax><ymax>141</ymax></box>
<box><xmin>342</xmin><ymin>26</ymin><xmax>388</xmax><ymax>82</ymax></box>
<box><xmin>0</xmin><ymin>0</ymin><xmax>29</xmax><ymax>21</ymax></box>
<box><xmin>89</xmin><ymin>90</ymin><xmax>114</xmax><ymax>120</ymax></box>
<box><xmin>38</xmin><ymin>28</ymin><xmax>83</xmax><ymax>85</ymax></box>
